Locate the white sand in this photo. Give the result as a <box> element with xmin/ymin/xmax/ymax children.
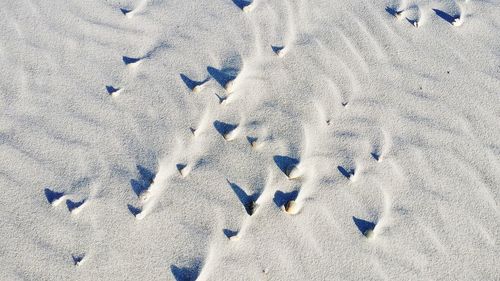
<box><xmin>1</xmin><ymin>0</ymin><xmax>499</xmax><ymax>280</ymax></box>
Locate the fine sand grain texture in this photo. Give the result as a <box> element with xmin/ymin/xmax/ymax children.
<box><xmin>0</xmin><ymin>0</ymin><xmax>499</xmax><ymax>280</ymax></box>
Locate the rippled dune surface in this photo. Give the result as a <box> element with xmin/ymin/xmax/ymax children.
<box><xmin>0</xmin><ymin>0</ymin><xmax>499</xmax><ymax>280</ymax></box>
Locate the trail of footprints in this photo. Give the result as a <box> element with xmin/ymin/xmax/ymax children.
<box><xmin>386</xmin><ymin>1</ymin><xmax>470</xmax><ymax>28</ymax></box>
<box><xmin>43</xmin><ymin>188</ymin><xmax>88</xmax><ymax>266</ymax></box>
<box><xmin>44</xmin><ymin>188</ymin><xmax>87</xmax><ymax>215</ymax></box>
<box><xmin>42</xmin><ymin>0</ymin><xmax>402</xmax><ymax>275</ymax></box>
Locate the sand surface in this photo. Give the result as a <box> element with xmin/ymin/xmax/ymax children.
<box><xmin>1</xmin><ymin>0</ymin><xmax>499</xmax><ymax>280</ymax></box>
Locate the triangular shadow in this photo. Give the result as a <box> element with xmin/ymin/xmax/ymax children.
<box><xmin>44</xmin><ymin>188</ymin><xmax>64</xmax><ymax>204</ymax></box>
<box><xmin>213</xmin><ymin>121</ymin><xmax>238</xmax><ymax>137</ymax></box>
<box><xmin>273</xmin><ymin>190</ymin><xmax>299</xmax><ymax>208</ymax></box>
<box><xmin>170</xmin><ymin>262</ymin><xmax>201</xmax><ymax>281</ymax></box>
<box><xmin>180</xmin><ymin>74</ymin><xmax>209</xmax><ymax>91</ymax></box>
<box><xmin>223</xmin><ymin>229</ymin><xmax>238</xmax><ymax>239</ymax></box>
<box><xmin>122</xmin><ymin>56</ymin><xmax>141</xmax><ymax>65</ymax></box>
<box><xmin>232</xmin><ymin>0</ymin><xmax>252</xmax><ymax>10</ymax></box>
<box><xmin>352</xmin><ymin>216</ymin><xmax>376</xmax><ymax>235</ymax></box>
<box><xmin>337</xmin><ymin>166</ymin><xmax>354</xmax><ymax>179</ymax></box>
<box><xmin>385</xmin><ymin>6</ymin><xmax>398</xmax><ymax>16</ymax></box>
<box><xmin>127</xmin><ymin>204</ymin><xmax>141</xmax><ymax>216</ymax></box>
<box><xmin>227</xmin><ymin>180</ymin><xmax>258</xmax><ymax>215</ymax></box>
<box><xmin>66</xmin><ymin>199</ymin><xmax>85</xmax><ymax>212</ymax></box>
<box><xmin>130</xmin><ymin>165</ymin><xmax>155</xmax><ymax>196</ymax></box>
<box><xmin>207</xmin><ymin>66</ymin><xmax>237</xmax><ymax>88</ymax></box>
<box><xmin>120</xmin><ymin>8</ymin><xmax>131</xmax><ymax>15</ymax></box>
<box><xmin>432</xmin><ymin>9</ymin><xmax>456</xmax><ymax>24</ymax></box>
<box><xmin>106</xmin><ymin>86</ymin><xmax>120</xmax><ymax>95</ymax></box>
<box><xmin>273</xmin><ymin>155</ymin><xmax>299</xmax><ymax>175</ymax></box>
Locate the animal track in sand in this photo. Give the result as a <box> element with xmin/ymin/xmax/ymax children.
<box><xmin>386</xmin><ymin>7</ymin><xmax>406</xmax><ymax>21</ymax></box>
<box><xmin>407</xmin><ymin>18</ymin><xmax>420</xmax><ymax>28</ymax></box>
<box><xmin>44</xmin><ymin>190</ymin><xmax>88</xmax><ymax>264</ymax></box>
<box><xmin>337</xmin><ymin>165</ymin><xmax>357</xmax><ymax>181</ymax></box>
<box><xmin>66</xmin><ymin>199</ymin><xmax>86</xmax><ymax>214</ymax></box>
<box><xmin>214</xmin><ymin>93</ymin><xmax>228</xmax><ymax>105</ymax></box>
<box><xmin>180</xmin><ymin>74</ymin><xmax>209</xmax><ymax>93</ymax></box>
<box><xmin>128</xmin><ymin>165</ymin><xmax>160</xmax><ymax>218</ymax></box>
<box><xmin>227</xmin><ymin>180</ymin><xmax>260</xmax><ymax>216</ymax></box>
<box><xmin>246</xmin><ymin>136</ymin><xmax>264</xmax><ymax>150</ymax></box>
<box><xmin>72</xmin><ymin>253</ymin><xmax>85</xmax><ymax>266</ymax></box>
<box><xmin>120</xmin><ymin>8</ymin><xmax>132</xmax><ymax>16</ymax></box>
<box><xmin>232</xmin><ymin>0</ymin><xmax>255</xmax><ymax>12</ymax></box>
<box><xmin>353</xmin><ymin>216</ymin><xmax>376</xmax><ymax>239</ymax></box>
<box><xmin>433</xmin><ymin>9</ymin><xmax>463</xmax><ymax>26</ymax></box>
<box><xmin>386</xmin><ymin>5</ymin><xmax>421</xmax><ymax>27</ymax></box>
<box><xmin>271</xmin><ymin>45</ymin><xmax>286</xmax><ymax>57</ymax></box>
<box><xmin>131</xmin><ymin>155</ymin><xmax>184</xmax><ymax>220</ymax></box>
<box><xmin>273</xmin><ymin>190</ymin><xmax>299</xmax><ymax>214</ymax></box>
<box><xmin>176</xmin><ymin>163</ymin><xmax>190</xmax><ymax>177</ymax></box>
<box><xmin>213</xmin><ymin>121</ymin><xmax>240</xmax><ymax>141</ymax></box>
<box><xmin>44</xmin><ymin>188</ymin><xmax>86</xmax><ymax>214</ymax></box>
<box><xmin>122</xmin><ymin>56</ymin><xmax>142</xmax><ymax>66</ymax></box>
<box><xmin>105</xmin><ymin>85</ymin><xmax>122</xmax><ymax>96</ymax></box>
<box><xmin>171</xmin><ymin>262</ymin><xmax>201</xmax><ymax>281</ymax></box>
<box><xmin>120</xmin><ymin>0</ymin><xmax>148</xmax><ymax>18</ymax></box>
<box><xmin>273</xmin><ymin>155</ymin><xmax>302</xmax><ymax>180</ymax></box>
<box><xmin>207</xmin><ymin>66</ymin><xmax>239</xmax><ymax>94</ymax></box>
<box><xmin>44</xmin><ymin>188</ymin><xmax>66</xmax><ymax>206</ymax></box>
<box><xmin>127</xmin><ymin>204</ymin><xmax>141</xmax><ymax>217</ymax></box>
<box><xmin>371</xmin><ymin>152</ymin><xmax>381</xmax><ymax>162</ymax></box>
<box><xmin>371</xmin><ymin>129</ymin><xmax>391</xmax><ymax>162</ymax></box>
<box><xmin>223</xmin><ymin>229</ymin><xmax>240</xmax><ymax>240</ymax></box>
<box><xmin>130</xmin><ymin>165</ymin><xmax>155</xmax><ymax>198</ymax></box>
<box><xmin>189</xmin><ymin>108</ymin><xmax>212</xmax><ymax>138</ymax></box>
<box><xmin>387</xmin><ymin>3</ymin><xmax>465</xmax><ymax>28</ymax></box>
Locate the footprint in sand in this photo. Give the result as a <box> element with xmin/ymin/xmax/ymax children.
<box><xmin>44</xmin><ymin>188</ymin><xmax>87</xmax><ymax>214</ymax></box>
<box><xmin>371</xmin><ymin>152</ymin><xmax>381</xmax><ymax>162</ymax></box>
<box><xmin>106</xmin><ymin>85</ymin><xmax>122</xmax><ymax>97</ymax></box>
<box><xmin>223</xmin><ymin>229</ymin><xmax>240</xmax><ymax>241</ymax></box>
<box><xmin>386</xmin><ymin>7</ymin><xmax>406</xmax><ymax>21</ymax></box>
<box><xmin>215</xmin><ymin>93</ymin><xmax>229</xmax><ymax>104</ymax></box>
<box><xmin>271</xmin><ymin>45</ymin><xmax>286</xmax><ymax>57</ymax></box>
<box><xmin>176</xmin><ymin>163</ymin><xmax>190</xmax><ymax>177</ymax></box>
<box><xmin>122</xmin><ymin>56</ymin><xmax>142</xmax><ymax>66</ymax></box>
<box><xmin>127</xmin><ymin>204</ymin><xmax>142</xmax><ymax>217</ymax></box>
<box><xmin>66</xmin><ymin>199</ymin><xmax>86</xmax><ymax>214</ymax></box>
<box><xmin>273</xmin><ymin>155</ymin><xmax>302</xmax><ymax>180</ymax></box>
<box><xmin>273</xmin><ymin>190</ymin><xmax>300</xmax><ymax>214</ymax></box>
<box><xmin>213</xmin><ymin>121</ymin><xmax>240</xmax><ymax>141</ymax></box>
<box><xmin>371</xmin><ymin>129</ymin><xmax>391</xmax><ymax>162</ymax></box>
<box><xmin>353</xmin><ymin>216</ymin><xmax>377</xmax><ymax>239</ymax></box>
<box><xmin>207</xmin><ymin>66</ymin><xmax>239</xmax><ymax>94</ymax></box>
<box><xmin>386</xmin><ymin>5</ymin><xmax>421</xmax><ymax>27</ymax></box>
<box><xmin>128</xmin><ymin>165</ymin><xmax>156</xmax><ymax>217</ymax></box>
<box><xmin>44</xmin><ymin>188</ymin><xmax>66</xmax><ymax>206</ymax></box>
<box><xmin>227</xmin><ymin>180</ymin><xmax>260</xmax><ymax>216</ymax></box>
<box><xmin>232</xmin><ymin>0</ymin><xmax>255</xmax><ymax>12</ymax></box>
<box><xmin>171</xmin><ymin>262</ymin><xmax>201</xmax><ymax>281</ymax></box>
<box><xmin>337</xmin><ymin>165</ymin><xmax>359</xmax><ymax>181</ymax></box>
<box><xmin>72</xmin><ymin>253</ymin><xmax>85</xmax><ymax>266</ymax></box>
<box><xmin>130</xmin><ymin>165</ymin><xmax>155</xmax><ymax>198</ymax></box>
<box><xmin>120</xmin><ymin>0</ymin><xmax>148</xmax><ymax>18</ymax></box>
<box><xmin>433</xmin><ymin>9</ymin><xmax>463</xmax><ymax>26</ymax></box>
<box><xmin>180</xmin><ymin>74</ymin><xmax>210</xmax><ymax>93</ymax></box>
<box><xmin>246</xmin><ymin>136</ymin><xmax>265</xmax><ymax>150</ymax></box>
